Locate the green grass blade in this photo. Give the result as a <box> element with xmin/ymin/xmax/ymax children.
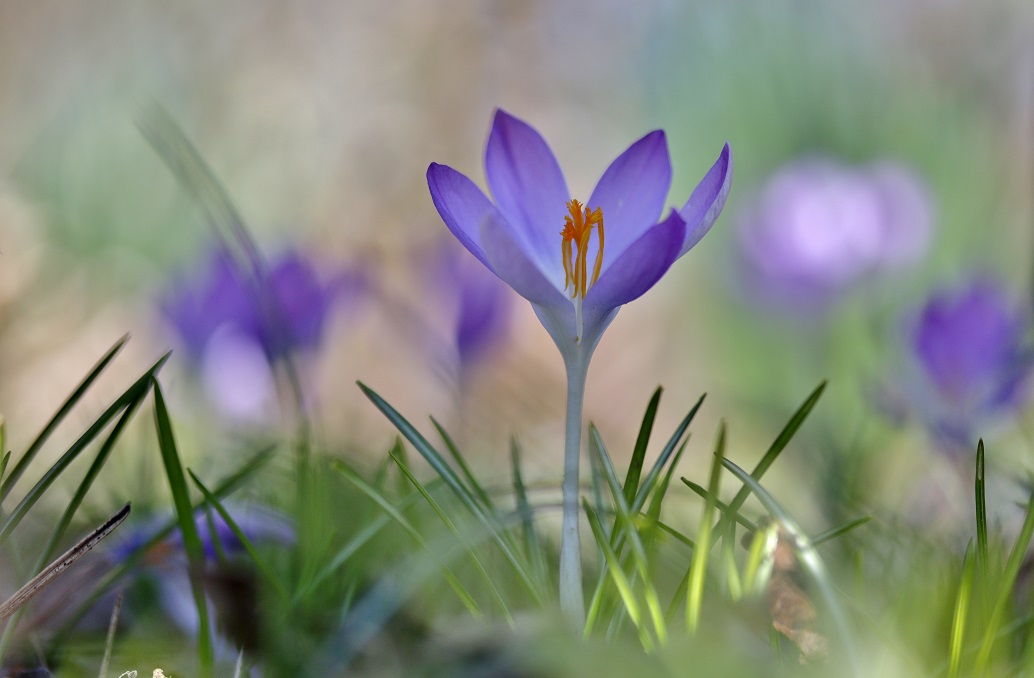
<box><xmin>712</xmin><ymin>381</ymin><xmax>826</xmax><ymax>540</ymax></box>
<box><xmin>949</xmin><ymin>541</ymin><xmax>976</xmax><ymax>678</ymax></box>
<box><xmin>812</xmin><ymin>516</ymin><xmax>872</xmax><ymax>546</ymax></box>
<box><xmin>720</xmin><ymin>457</ymin><xmax>861</xmax><ymax>677</ymax></box>
<box><xmin>631</xmin><ymin>393</ymin><xmax>706</xmax><ymax>513</ymax></box>
<box><xmin>358</xmin><ymin>382</ymin><xmax>542</xmax><ymax>604</ymax></box>
<box><xmin>387</xmin><ymin>447</ymin><xmax>513</xmax><ymax>624</ymax></box>
<box><xmin>332</xmin><ymin>461</ymin><xmax>482</xmax><ymax>617</ymax></box>
<box><xmin>298</xmin><ymin>516</ymin><xmax>390</xmax><ymax>601</ymax></box>
<box><xmin>680</xmin><ymin>478</ymin><xmax>759</xmax><ymax>534</ymax></box>
<box><xmin>187</xmin><ymin>469</ymin><xmax>290</xmax><ymax>601</ymax></box>
<box><xmin>645</xmin><ymin>437</ymin><xmax>690</xmax><ymax>524</ymax></box>
<box><xmin>652</xmin><ymin>520</ymin><xmax>696</xmax><ymax>550</ymax></box>
<box><xmin>1</xmin><ymin>336</ymin><xmax>127</xmax><ymax>502</ymax></box>
<box><xmin>431</xmin><ymin>417</ymin><xmax>494</xmax><ymax>510</ymax></box>
<box><xmin>686</xmin><ymin>422</ymin><xmax>725</xmax><ymax>633</ymax></box>
<box><xmin>623</xmin><ymin>387</ymin><xmax>662</xmax><ymax>507</ymax></box>
<box><xmin>152</xmin><ymin>378</ymin><xmax>213</xmax><ymax>677</ymax></box>
<box><xmin>975</xmin><ymin>439</ymin><xmax>989</xmax><ymax>576</ymax></box>
<box><xmin>582</xmin><ymin>500</ymin><xmax>653</xmax><ymax>651</ymax></box>
<box><xmin>0</xmin><ymin>354</ymin><xmax>168</xmax><ymax>545</ymax></box>
<box><xmin>511</xmin><ymin>438</ymin><xmax>548</xmax><ymax>590</ymax></box>
<box><xmin>974</xmin><ymin>490</ymin><xmax>1034</xmax><ymax>674</ymax></box>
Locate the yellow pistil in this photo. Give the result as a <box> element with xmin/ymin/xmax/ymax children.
<box><xmin>560</xmin><ymin>199</ymin><xmax>604</xmax><ymax>341</ymax></box>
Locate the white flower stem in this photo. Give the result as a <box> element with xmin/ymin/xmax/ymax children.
<box><xmin>559</xmin><ymin>348</ymin><xmax>589</xmax><ymax>627</ymax></box>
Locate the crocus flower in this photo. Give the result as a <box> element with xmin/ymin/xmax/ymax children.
<box><xmin>427</xmin><ymin>109</ymin><xmax>731</xmax><ymax>622</ymax></box>
<box><xmin>162</xmin><ymin>246</ymin><xmax>365</xmax><ymax>418</ymax></box>
<box><xmin>737</xmin><ymin>156</ymin><xmax>932</xmax><ymax>309</ymax></box>
<box><xmin>902</xmin><ymin>278</ymin><xmax>1032</xmax><ymax>451</ymax></box>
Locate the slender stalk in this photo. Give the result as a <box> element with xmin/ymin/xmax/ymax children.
<box><xmin>559</xmin><ymin>349</ymin><xmax>589</xmax><ymax>626</ymax></box>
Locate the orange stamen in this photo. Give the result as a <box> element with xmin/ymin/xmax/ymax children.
<box><xmin>560</xmin><ymin>199</ymin><xmax>604</xmax><ymax>300</ymax></box>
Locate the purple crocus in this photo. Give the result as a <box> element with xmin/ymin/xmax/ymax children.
<box><xmin>162</xmin><ymin>246</ymin><xmax>364</xmax><ymax>418</ymax></box>
<box><xmin>737</xmin><ymin>156</ymin><xmax>932</xmax><ymax>309</ymax></box>
<box><xmin>427</xmin><ymin>109</ymin><xmax>731</xmax><ymax>622</ymax></box>
<box><xmin>906</xmin><ymin>278</ymin><xmax>1032</xmax><ymax>450</ymax></box>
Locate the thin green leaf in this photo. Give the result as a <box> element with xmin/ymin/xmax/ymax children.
<box><xmin>681</xmin><ymin>478</ymin><xmax>759</xmax><ymax>533</ymax></box>
<box><xmin>975</xmin><ymin>439</ymin><xmax>989</xmax><ymax>577</ymax></box>
<box><xmin>1</xmin><ymin>336</ymin><xmax>128</xmax><ymax>502</ymax></box>
<box><xmin>0</xmin><ymin>353</ymin><xmax>168</xmax><ymax>544</ymax></box>
<box><xmin>623</xmin><ymin>387</ymin><xmax>663</xmax><ymax>507</ymax></box>
<box><xmin>387</xmin><ymin>446</ymin><xmax>513</xmax><ymax>624</ymax></box>
<box><xmin>332</xmin><ymin>460</ymin><xmax>482</xmax><ymax>617</ymax></box>
<box><xmin>632</xmin><ymin>393</ymin><xmax>706</xmax><ymax>513</ymax></box>
<box><xmin>582</xmin><ymin>500</ymin><xmax>652</xmax><ymax>651</ymax></box>
<box><xmin>645</xmin><ymin>437</ymin><xmax>690</xmax><ymax>525</ymax></box>
<box><xmin>431</xmin><ymin>417</ymin><xmax>494</xmax><ymax>510</ymax></box>
<box><xmin>152</xmin><ymin>379</ymin><xmax>213</xmax><ymax>677</ymax></box>
<box><xmin>188</xmin><ymin>469</ymin><xmax>290</xmax><ymax>601</ymax></box>
<box><xmin>949</xmin><ymin>542</ymin><xmax>976</xmax><ymax>678</ymax></box>
<box><xmin>812</xmin><ymin>516</ymin><xmax>872</xmax><ymax>546</ymax></box>
<box><xmin>720</xmin><ymin>457</ymin><xmax>861</xmax><ymax>677</ymax></box>
<box><xmin>974</xmin><ymin>490</ymin><xmax>1034</xmax><ymax>674</ymax></box>
<box><xmin>712</xmin><ymin>381</ymin><xmax>826</xmax><ymax>540</ymax></box>
<box><xmin>511</xmin><ymin>438</ymin><xmax>548</xmax><ymax>589</ymax></box>
<box><xmin>686</xmin><ymin>422</ymin><xmax>725</xmax><ymax>633</ymax></box>
<box><xmin>652</xmin><ymin>520</ymin><xmax>696</xmax><ymax>551</ymax></box>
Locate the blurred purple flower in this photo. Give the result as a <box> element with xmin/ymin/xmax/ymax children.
<box><xmin>905</xmin><ymin>278</ymin><xmax>1032</xmax><ymax>448</ymax></box>
<box><xmin>162</xmin><ymin>246</ymin><xmax>365</xmax><ymax>418</ymax></box>
<box><xmin>429</xmin><ymin>243</ymin><xmax>514</xmax><ymax>368</ymax></box>
<box><xmin>737</xmin><ymin>156</ymin><xmax>932</xmax><ymax>308</ymax></box>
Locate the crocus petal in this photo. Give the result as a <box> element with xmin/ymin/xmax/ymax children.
<box><xmin>484</xmin><ymin>109</ymin><xmax>569</xmax><ymax>277</ymax></box>
<box><xmin>588</xmin><ymin>130</ymin><xmax>672</xmax><ymax>271</ymax></box>
<box><xmin>427</xmin><ymin>162</ymin><xmax>498</xmax><ymax>270</ymax></box>
<box><xmin>679</xmin><ymin>143</ymin><xmax>733</xmax><ymax>257</ymax></box>
<box><xmin>480</xmin><ymin>211</ymin><xmax>571</xmax><ymax>309</ymax></box>
<box><xmin>584</xmin><ymin>209</ymin><xmax>686</xmax><ymax>312</ymax></box>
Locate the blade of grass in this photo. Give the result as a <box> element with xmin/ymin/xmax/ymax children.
<box><xmin>645</xmin><ymin>437</ymin><xmax>690</xmax><ymax>525</ymax></box>
<box><xmin>686</xmin><ymin>422</ymin><xmax>725</xmax><ymax>633</ymax></box>
<box><xmin>631</xmin><ymin>393</ymin><xmax>706</xmax><ymax>513</ymax></box>
<box><xmin>152</xmin><ymin>378</ymin><xmax>213</xmax><ymax>678</ymax></box>
<box><xmin>720</xmin><ymin>457</ymin><xmax>861</xmax><ymax>677</ymax></box>
<box><xmin>387</xmin><ymin>447</ymin><xmax>513</xmax><ymax>624</ymax></box>
<box><xmin>358</xmin><ymin>382</ymin><xmax>541</xmax><ymax>604</ymax></box>
<box><xmin>811</xmin><ymin>516</ymin><xmax>872</xmax><ymax>546</ymax></box>
<box><xmin>582</xmin><ymin>500</ymin><xmax>653</xmax><ymax>651</ymax></box>
<box><xmin>187</xmin><ymin>469</ymin><xmax>289</xmax><ymax>601</ymax></box>
<box><xmin>712</xmin><ymin>381</ymin><xmax>826</xmax><ymax>541</ymax></box>
<box><xmin>511</xmin><ymin>437</ymin><xmax>548</xmax><ymax>591</ymax></box>
<box><xmin>332</xmin><ymin>460</ymin><xmax>482</xmax><ymax>617</ymax></box>
<box><xmin>0</xmin><ymin>353</ymin><xmax>169</xmax><ymax>544</ymax></box>
<box><xmin>681</xmin><ymin>478</ymin><xmax>759</xmax><ymax>534</ymax></box>
<box><xmin>623</xmin><ymin>387</ymin><xmax>663</xmax><ymax>507</ymax></box>
<box><xmin>974</xmin><ymin>490</ymin><xmax>1034</xmax><ymax>674</ymax></box>
<box><xmin>1</xmin><ymin>336</ymin><xmax>128</xmax><ymax>502</ymax></box>
<box><xmin>431</xmin><ymin>417</ymin><xmax>494</xmax><ymax>510</ymax></box>
<box><xmin>949</xmin><ymin>542</ymin><xmax>976</xmax><ymax>678</ymax></box>
<box><xmin>587</xmin><ymin>426</ymin><xmax>667</xmax><ymax>645</ymax></box>
<box><xmin>975</xmin><ymin>439</ymin><xmax>989</xmax><ymax>579</ymax></box>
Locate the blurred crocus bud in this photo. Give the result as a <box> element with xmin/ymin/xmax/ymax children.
<box><xmin>429</xmin><ymin>243</ymin><xmax>513</xmax><ymax>370</ymax></box>
<box><xmin>737</xmin><ymin>156</ymin><xmax>932</xmax><ymax>309</ymax></box>
<box><xmin>906</xmin><ymin>278</ymin><xmax>1032</xmax><ymax>449</ymax></box>
<box><xmin>161</xmin><ymin>246</ymin><xmax>365</xmax><ymax>419</ymax></box>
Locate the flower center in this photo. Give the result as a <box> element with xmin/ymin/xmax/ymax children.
<box><xmin>561</xmin><ymin>199</ymin><xmax>605</xmax><ymax>301</ymax></box>
<box><xmin>560</xmin><ymin>199</ymin><xmax>604</xmax><ymax>343</ymax></box>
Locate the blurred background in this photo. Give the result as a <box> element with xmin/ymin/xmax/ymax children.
<box><xmin>1</xmin><ymin>0</ymin><xmax>1033</xmax><ymax>535</ymax></box>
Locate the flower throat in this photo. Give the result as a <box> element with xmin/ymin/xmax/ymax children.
<box><xmin>560</xmin><ymin>199</ymin><xmax>604</xmax><ymax>342</ymax></box>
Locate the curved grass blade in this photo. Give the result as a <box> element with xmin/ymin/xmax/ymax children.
<box><xmin>686</xmin><ymin>422</ymin><xmax>725</xmax><ymax>633</ymax></box>
<box><xmin>152</xmin><ymin>378</ymin><xmax>213</xmax><ymax>677</ymax></box>
<box><xmin>582</xmin><ymin>500</ymin><xmax>652</xmax><ymax>651</ymax></box>
<box><xmin>949</xmin><ymin>542</ymin><xmax>976</xmax><ymax>678</ymax></box>
<box><xmin>631</xmin><ymin>393</ymin><xmax>705</xmax><ymax>513</ymax></box>
<box><xmin>681</xmin><ymin>478</ymin><xmax>758</xmax><ymax>534</ymax></box>
<box><xmin>332</xmin><ymin>461</ymin><xmax>482</xmax><ymax>617</ymax></box>
<box><xmin>0</xmin><ymin>353</ymin><xmax>169</xmax><ymax>544</ymax></box>
<box><xmin>431</xmin><ymin>417</ymin><xmax>493</xmax><ymax>510</ymax></box>
<box><xmin>975</xmin><ymin>440</ymin><xmax>989</xmax><ymax>577</ymax></box>
<box><xmin>974</xmin><ymin>490</ymin><xmax>1034</xmax><ymax>674</ymax></box>
<box><xmin>511</xmin><ymin>438</ymin><xmax>548</xmax><ymax>590</ymax></box>
<box><xmin>720</xmin><ymin>457</ymin><xmax>861</xmax><ymax>677</ymax></box>
<box><xmin>812</xmin><ymin>516</ymin><xmax>872</xmax><ymax>546</ymax></box>
<box><xmin>1</xmin><ymin>335</ymin><xmax>127</xmax><ymax>502</ymax></box>
<box><xmin>387</xmin><ymin>446</ymin><xmax>512</xmax><ymax>623</ymax></box>
<box><xmin>623</xmin><ymin>387</ymin><xmax>663</xmax><ymax>507</ymax></box>
<box><xmin>645</xmin><ymin>437</ymin><xmax>690</xmax><ymax>525</ymax></box>
<box><xmin>188</xmin><ymin>469</ymin><xmax>290</xmax><ymax>602</ymax></box>
<box><xmin>712</xmin><ymin>381</ymin><xmax>826</xmax><ymax>540</ymax></box>
<box><xmin>358</xmin><ymin>382</ymin><xmax>541</xmax><ymax>604</ymax></box>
